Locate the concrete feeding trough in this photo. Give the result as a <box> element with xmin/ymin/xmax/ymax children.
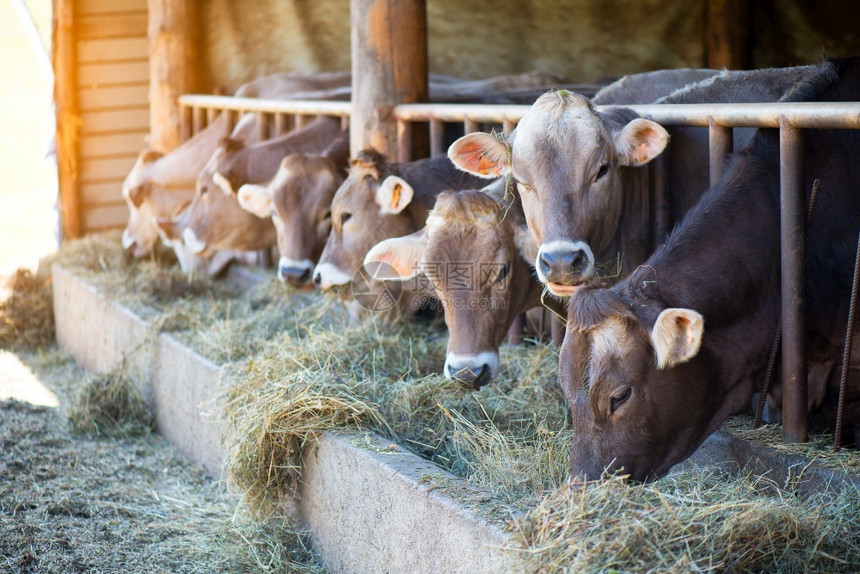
<box><xmin>52</xmin><ymin>263</ymin><xmax>858</xmax><ymax>573</ymax></box>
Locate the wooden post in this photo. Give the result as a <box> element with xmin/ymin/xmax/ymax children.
<box><xmin>350</xmin><ymin>0</ymin><xmax>428</xmax><ymax>158</ymax></box>
<box><xmin>148</xmin><ymin>0</ymin><xmax>199</xmax><ymax>152</ymax></box>
<box><xmin>53</xmin><ymin>0</ymin><xmax>81</xmax><ymax>240</ymax></box>
<box><xmin>706</xmin><ymin>0</ymin><xmax>749</xmax><ymax>70</ymax></box>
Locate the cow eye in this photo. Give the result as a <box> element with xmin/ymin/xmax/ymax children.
<box><xmin>340</xmin><ymin>212</ymin><xmax>352</xmax><ymax>226</ymax></box>
<box><xmin>595</xmin><ymin>164</ymin><xmax>609</xmax><ymax>182</ymax></box>
<box><xmin>610</xmin><ymin>387</ymin><xmax>632</xmax><ymax>414</ymax></box>
<box><xmin>323</xmin><ymin>210</ymin><xmax>332</xmax><ymax>221</ymax></box>
<box><xmin>495</xmin><ymin>263</ymin><xmax>510</xmax><ymax>285</ymax></box>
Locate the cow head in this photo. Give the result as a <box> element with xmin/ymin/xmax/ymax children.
<box><xmin>448</xmin><ymin>90</ymin><xmax>668</xmax><ymax>297</ymax></box>
<box><xmin>364</xmin><ymin>188</ymin><xmax>541</xmax><ymax>387</ymax></box>
<box><xmin>182</xmin><ymin>137</ymin><xmax>276</xmax><ymax>255</ymax></box>
<box><xmin>313</xmin><ymin>149</ymin><xmax>416</xmax><ymax>290</ymax></box>
<box><xmin>238</xmin><ymin>153</ymin><xmax>344</xmax><ymax>286</ymax></box>
<box><xmin>559</xmin><ymin>286</ymin><xmax>734</xmax><ymax>482</ymax></box>
<box><xmin>122</xmin><ymin>148</ymin><xmax>168</xmax><ymax>258</ymax></box>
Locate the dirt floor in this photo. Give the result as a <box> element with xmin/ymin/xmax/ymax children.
<box><xmin>0</xmin><ymin>347</ymin><xmax>326</xmax><ymax>574</ymax></box>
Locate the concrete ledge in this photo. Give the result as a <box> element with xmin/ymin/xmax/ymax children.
<box><xmin>51</xmin><ymin>263</ymin><xmax>520</xmax><ymax>573</ymax></box>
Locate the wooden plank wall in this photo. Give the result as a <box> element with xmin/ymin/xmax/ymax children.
<box><xmin>75</xmin><ymin>0</ymin><xmax>149</xmax><ymax>232</ymax></box>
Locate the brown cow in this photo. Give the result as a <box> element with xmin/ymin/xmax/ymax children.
<box><xmin>182</xmin><ymin>117</ymin><xmax>343</xmax><ymax>255</ymax></box>
<box><xmin>448</xmin><ymin>65</ymin><xmax>826</xmax><ymax>297</ymax></box>
<box><xmin>562</xmin><ymin>58</ymin><xmax>860</xmax><ymax>482</ymax></box>
<box><xmin>236</xmin><ymin>132</ymin><xmax>350</xmax><ymax>285</ymax></box>
<box><xmin>312</xmin><ymin>149</ymin><xmax>485</xmax><ymax>290</ymax></box>
<box><xmin>365</xmin><ymin>180</ymin><xmax>563</xmax><ymax>386</ymax></box>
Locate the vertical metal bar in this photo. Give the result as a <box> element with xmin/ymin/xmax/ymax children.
<box><xmin>341</xmin><ymin>114</ymin><xmax>350</xmax><ymax>131</ymax></box>
<box><xmin>256</xmin><ymin>111</ymin><xmax>267</xmax><ymax>141</ymax></box>
<box><xmin>225</xmin><ymin>109</ymin><xmax>237</xmax><ymax>135</ymax></box>
<box><xmin>193</xmin><ymin>105</ymin><xmax>207</xmax><ymax>135</ymax></box>
<box><xmin>429</xmin><ymin>118</ymin><xmax>444</xmax><ymax>157</ymax></box>
<box><xmin>708</xmin><ymin>119</ymin><xmax>732</xmax><ymax>187</ymax></box>
<box><xmin>206</xmin><ymin>106</ymin><xmax>217</xmax><ymax>125</ymax></box>
<box><xmin>397</xmin><ymin>119</ymin><xmax>412</xmax><ymax>163</ymax></box>
<box><xmin>508</xmin><ymin>313</ymin><xmax>525</xmax><ymax>346</ymax></box>
<box><xmin>835</xmin><ymin>231</ymin><xmax>860</xmax><ymax>449</ymax></box>
<box><xmin>296</xmin><ymin>114</ymin><xmax>311</xmax><ymax>130</ymax></box>
<box><xmin>274</xmin><ymin>113</ymin><xmax>288</xmax><ymax>136</ymax></box>
<box><xmin>502</xmin><ymin>119</ymin><xmax>516</xmax><ymax>135</ymax></box>
<box><xmin>180</xmin><ymin>105</ymin><xmax>192</xmax><ymax>141</ymax></box>
<box><xmin>551</xmin><ymin>316</ymin><xmax>565</xmax><ymax>347</ymax></box>
<box><xmin>779</xmin><ymin>117</ymin><xmax>808</xmax><ymax>443</ymax></box>
<box><xmin>464</xmin><ymin>117</ymin><xmax>479</xmax><ymax>134</ymax></box>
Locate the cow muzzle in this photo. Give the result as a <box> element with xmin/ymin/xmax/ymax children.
<box><xmin>182</xmin><ymin>228</ymin><xmax>208</xmax><ymax>255</ymax></box>
<box><xmin>536</xmin><ymin>240</ymin><xmax>594</xmax><ymax>296</ymax></box>
<box><xmin>312</xmin><ymin>262</ymin><xmax>352</xmax><ymax>291</ymax></box>
<box><xmin>444</xmin><ymin>352</ymin><xmax>499</xmax><ymax>388</ymax></box>
<box><xmin>278</xmin><ymin>257</ymin><xmax>314</xmax><ymax>286</ymax></box>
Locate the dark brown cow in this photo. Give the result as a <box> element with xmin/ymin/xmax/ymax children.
<box><xmin>365</xmin><ymin>180</ymin><xmax>563</xmax><ymax>386</ymax></box>
<box><xmin>312</xmin><ymin>149</ymin><xmax>485</xmax><ymax>290</ymax></box>
<box><xmin>237</xmin><ymin>132</ymin><xmax>350</xmax><ymax>285</ymax></box>
<box><xmin>448</xmin><ymin>65</ymin><xmax>826</xmax><ymax>297</ymax></box>
<box><xmin>562</xmin><ymin>58</ymin><xmax>860</xmax><ymax>482</ymax></box>
<box><xmin>182</xmin><ymin>117</ymin><xmax>342</xmax><ymax>255</ymax></box>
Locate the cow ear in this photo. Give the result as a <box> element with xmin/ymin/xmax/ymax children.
<box><xmin>125</xmin><ymin>183</ymin><xmax>149</xmax><ymax>208</ymax></box>
<box><xmin>448</xmin><ymin>133</ymin><xmax>511</xmax><ymax>178</ymax></box>
<box><xmin>614</xmin><ymin>118</ymin><xmax>669</xmax><ymax>166</ymax></box>
<box><xmin>650</xmin><ymin>308</ymin><xmax>704</xmax><ymax>369</ymax></box>
<box><xmin>363</xmin><ymin>229</ymin><xmax>426</xmax><ymax>281</ymax></box>
<box><xmin>237</xmin><ymin>183</ymin><xmax>273</xmax><ymax>218</ymax></box>
<box><xmin>375</xmin><ymin>176</ymin><xmax>414</xmax><ymax>215</ymax></box>
<box><xmin>212</xmin><ymin>171</ymin><xmax>234</xmax><ymax>195</ymax></box>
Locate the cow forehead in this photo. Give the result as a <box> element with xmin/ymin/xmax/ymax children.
<box><xmin>589</xmin><ymin>317</ymin><xmax>630</xmax><ymax>361</ymax></box>
<box><xmin>514</xmin><ymin>101</ymin><xmax>606</xmax><ymax>164</ymax></box>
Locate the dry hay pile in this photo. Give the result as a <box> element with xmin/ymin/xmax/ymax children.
<box><xmin>0</xmin><ymin>268</ymin><xmax>54</xmax><ymax>350</ymax></box>
<box><xmin>1</xmin><ymin>349</ymin><xmax>326</xmax><ymax>574</ymax></box>
<box><xmin>67</xmin><ymin>362</ymin><xmax>155</xmax><ymax>438</ymax></box>
<box><xmin>53</xmin><ymin>233</ymin><xmax>860</xmax><ymax>572</ymax></box>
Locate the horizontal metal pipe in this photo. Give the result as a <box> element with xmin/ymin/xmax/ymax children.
<box><xmin>179</xmin><ymin>95</ymin><xmax>352</xmax><ymax>116</ymax></box>
<box><xmin>389</xmin><ymin>101</ymin><xmax>860</xmax><ymax>130</ymax></box>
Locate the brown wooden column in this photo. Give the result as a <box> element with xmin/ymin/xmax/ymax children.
<box><xmin>148</xmin><ymin>0</ymin><xmax>199</xmax><ymax>152</ymax></box>
<box><xmin>53</xmin><ymin>0</ymin><xmax>81</xmax><ymax>240</ymax></box>
<box><xmin>350</xmin><ymin>0</ymin><xmax>428</xmax><ymax>157</ymax></box>
<box><xmin>706</xmin><ymin>0</ymin><xmax>750</xmax><ymax>70</ymax></box>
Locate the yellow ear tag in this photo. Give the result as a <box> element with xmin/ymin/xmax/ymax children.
<box><xmin>389</xmin><ymin>183</ymin><xmax>402</xmax><ymax>211</ymax></box>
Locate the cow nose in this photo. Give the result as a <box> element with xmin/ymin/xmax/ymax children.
<box><xmin>280</xmin><ymin>266</ymin><xmax>312</xmax><ymax>285</ymax></box>
<box><xmin>313</xmin><ymin>271</ymin><xmax>322</xmax><ymax>286</ymax></box>
<box><xmin>538</xmin><ymin>249</ymin><xmax>589</xmax><ymax>284</ymax></box>
<box><xmin>446</xmin><ymin>363</ymin><xmax>491</xmax><ymax>388</ymax></box>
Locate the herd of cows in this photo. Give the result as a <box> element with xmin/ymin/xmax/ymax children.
<box><xmin>120</xmin><ymin>58</ymin><xmax>860</xmax><ymax>482</ymax></box>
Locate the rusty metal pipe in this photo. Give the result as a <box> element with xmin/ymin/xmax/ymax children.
<box><xmin>779</xmin><ymin>118</ymin><xmax>808</xmax><ymax>443</ymax></box>
<box><xmin>708</xmin><ymin>120</ymin><xmax>732</xmax><ymax>187</ymax></box>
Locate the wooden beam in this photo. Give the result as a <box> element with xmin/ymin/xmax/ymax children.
<box><xmin>148</xmin><ymin>0</ymin><xmax>199</xmax><ymax>152</ymax></box>
<box><xmin>53</xmin><ymin>0</ymin><xmax>82</xmax><ymax>240</ymax></box>
<box><xmin>350</xmin><ymin>0</ymin><xmax>428</xmax><ymax>158</ymax></box>
<box><xmin>706</xmin><ymin>0</ymin><xmax>750</xmax><ymax>70</ymax></box>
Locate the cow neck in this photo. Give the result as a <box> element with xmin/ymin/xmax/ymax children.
<box><xmin>603</xmin><ymin>163</ymin><xmax>653</xmax><ymax>284</ymax></box>
<box><xmin>624</xmin><ymin>134</ymin><xmax>783</xmax><ymax>390</ymax></box>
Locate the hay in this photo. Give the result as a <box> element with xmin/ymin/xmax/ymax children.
<box><xmin>723</xmin><ymin>415</ymin><xmax>860</xmax><ymax>474</ymax></box>
<box><xmin>67</xmin><ymin>362</ymin><xmax>155</xmax><ymax>438</ymax></box>
<box><xmin>0</xmin><ymin>268</ymin><xmax>55</xmax><ymax>350</ymax></box>
<box><xmin>51</xmin><ymin>234</ymin><xmax>860</xmax><ymax>570</ymax></box>
<box><xmin>506</xmin><ymin>469</ymin><xmax>860</xmax><ymax>573</ymax></box>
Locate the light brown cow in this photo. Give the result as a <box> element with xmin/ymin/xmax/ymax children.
<box><xmin>312</xmin><ymin>149</ymin><xmax>486</xmax><ymax>290</ymax></box>
<box><xmin>182</xmin><ymin>117</ymin><xmax>343</xmax><ymax>255</ymax></box>
<box><xmin>121</xmin><ymin>72</ymin><xmax>353</xmax><ymax>262</ymax></box>
<box><xmin>237</xmin><ymin>132</ymin><xmax>350</xmax><ymax>285</ymax></box>
<box><xmin>365</xmin><ymin>180</ymin><xmax>563</xmax><ymax>386</ymax></box>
